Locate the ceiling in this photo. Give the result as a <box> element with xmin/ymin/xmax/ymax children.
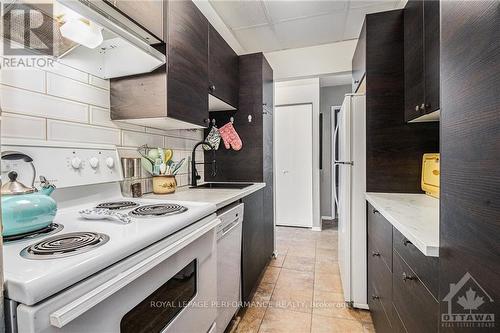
<box><xmin>209</xmin><ymin>0</ymin><xmax>405</xmax><ymax>54</ymax></box>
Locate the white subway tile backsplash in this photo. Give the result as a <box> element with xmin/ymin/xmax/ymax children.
<box><xmin>1</xmin><ymin>113</ymin><xmax>46</xmax><ymax>140</ymax></box>
<box><xmin>165</xmin><ymin>136</ymin><xmax>188</xmax><ymax>150</ymax></box>
<box><xmin>90</xmin><ymin>106</ymin><xmax>145</xmax><ymax>131</ymax></box>
<box><xmin>47</xmin><ymin>73</ymin><xmax>110</xmax><ymax>108</ymax></box>
<box><xmin>89</xmin><ymin>75</ymin><xmax>110</xmax><ymax>90</ymax></box>
<box><xmin>122</xmin><ymin>130</ymin><xmax>163</xmax><ymax>148</ymax></box>
<box><xmin>1</xmin><ymin>68</ymin><xmax>45</xmax><ymax>92</ymax></box>
<box><xmin>0</xmin><ymin>85</ymin><xmax>89</xmax><ymax>123</ymax></box>
<box><xmin>44</xmin><ymin>62</ymin><xmax>89</xmax><ymax>83</ymax></box>
<box><xmin>47</xmin><ymin>120</ymin><xmax>120</xmax><ymax>145</ymax></box>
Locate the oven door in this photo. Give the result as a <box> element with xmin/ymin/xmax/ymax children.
<box><xmin>15</xmin><ymin>218</ymin><xmax>219</xmax><ymax>333</ymax></box>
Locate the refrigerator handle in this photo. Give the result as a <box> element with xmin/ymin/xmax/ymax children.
<box><xmin>332</xmin><ymin>120</ymin><xmax>340</xmax><ymax>209</ymax></box>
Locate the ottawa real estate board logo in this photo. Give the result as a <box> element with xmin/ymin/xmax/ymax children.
<box><xmin>442</xmin><ymin>272</ymin><xmax>495</xmax><ymax>328</ymax></box>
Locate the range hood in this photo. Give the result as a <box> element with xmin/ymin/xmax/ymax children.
<box><xmin>3</xmin><ymin>0</ymin><xmax>165</xmax><ymax>79</ymax></box>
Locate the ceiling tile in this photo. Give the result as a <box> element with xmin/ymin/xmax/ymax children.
<box><xmin>273</xmin><ymin>12</ymin><xmax>346</xmax><ymax>50</ymax></box>
<box><xmin>264</xmin><ymin>1</ymin><xmax>348</xmax><ymax>22</ymax></box>
<box><xmin>209</xmin><ymin>0</ymin><xmax>268</xmax><ymax>29</ymax></box>
<box><xmin>233</xmin><ymin>25</ymin><xmax>282</xmax><ymax>53</ymax></box>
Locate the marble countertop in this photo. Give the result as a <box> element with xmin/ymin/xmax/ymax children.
<box><xmin>144</xmin><ymin>182</ymin><xmax>266</xmax><ymax>209</ymax></box>
<box><xmin>365</xmin><ymin>193</ymin><xmax>439</xmax><ymax>257</ymax></box>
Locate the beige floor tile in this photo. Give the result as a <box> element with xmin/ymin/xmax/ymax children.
<box><xmin>269</xmin><ymin>254</ymin><xmax>286</xmax><ymax>268</ymax></box>
<box><xmin>356</xmin><ymin>310</ymin><xmax>372</xmax><ymax>323</ymax></box>
<box><xmin>275</xmin><ymin>268</ymin><xmax>314</xmax><ymax>290</ymax></box>
<box><xmin>261</xmin><ymin>266</ymin><xmax>281</xmax><ymax>285</ymax></box>
<box><xmin>362</xmin><ymin>322</ymin><xmax>376</xmax><ymax>333</ymax></box>
<box><xmin>312</xmin><ymin>290</ymin><xmax>358</xmax><ymax>320</ymax></box>
<box><xmin>315</xmin><ymin>272</ymin><xmax>343</xmax><ymax>293</ymax></box>
<box><xmin>270</xmin><ymin>286</ymin><xmax>313</xmax><ymax>314</ymax></box>
<box><xmin>283</xmin><ymin>255</ymin><xmax>315</xmax><ymax>272</ymax></box>
<box><xmin>258</xmin><ymin>308</ymin><xmax>312</xmax><ymax>333</ymax></box>
<box><xmin>316</xmin><ymin>248</ymin><xmax>337</xmax><ymax>260</ymax></box>
<box><xmin>316</xmin><ymin>239</ymin><xmax>337</xmax><ymax>250</ymax></box>
<box><xmin>311</xmin><ymin>315</ymin><xmax>364</xmax><ymax>333</ymax></box>
<box><xmin>236</xmin><ymin>304</ymin><xmax>267</xmax><ymax>333</ymax></box>
<box><xmin>315</xmin><ymin>258</ymin><xmax>340</xmax><ymax>276</ymax></box>
<box><xmin>252</xmin><ymin>282</ymin><xmax>275</xmax><ymax>304</ymax></box>
<box><xmin>287</xmin><ymin>245</ymin><xmax>316</xmax><ymax>258</ymax></box>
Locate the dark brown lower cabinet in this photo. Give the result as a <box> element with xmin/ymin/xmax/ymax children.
<box><xmin>393</xmin><ymin>252</ymin><xmax>439</xmax><ymax>332</ymax></box>
<box><xmin>367</xmin><ymin>201</ymin><xmax>439</xmax><ymax>332</ymax></box>
<box><xmin>241</xmin><ymin>189</ymin><xmax>273</xmax><ymax>302</ymax></box>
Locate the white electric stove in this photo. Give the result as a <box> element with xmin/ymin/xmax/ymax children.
<box><xmin>2</xmin><ymin>140</ymin><xmax>219</xmax><ymax>333</ymax></box>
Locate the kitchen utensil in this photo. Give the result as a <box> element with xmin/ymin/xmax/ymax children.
<box><xmin>79</xmin><ymin>208</ymin><xmax>132</xmax><ymax>224</ymax></box>
<box><xmin>421</xmin><ymin>153</ymin><xmax>440</xmax><ymax>198</ymax></box>
<box><xmin>164</xmin><ymin>149</ymin><xmax>173</xmax><ymax>163</ymax></box>
<box><xmin>159</xmin><ymin>163</ymin><xmax>167</xmax><ymax>175</ymax></box>
<box><xmin>153</xmin><ymin>158</ymin><xmax>162</xmax><ymax>175</ymax></box>
<box><xmin>148</xmin><ymin>149</ymin><xmax>160</xmax><ymax>161</ymax></box>
<box><xmin>171</xmin><ymin>158</ymin><xmax>186</xmax><ymax>175</ymax></box>
<box><xmin>141</xmin><ymin>157</ymin><xmax>153</xmax><ymax>175</ymax></box>
<box><xmin>152</xmin><ymin>175</ymin><xmax>177</xmax><ymax>194</ymax></box>
<box><xmin>1</xmin><ymin>152</ymin><xmax>57</xmax><ymax>236</ymax></box>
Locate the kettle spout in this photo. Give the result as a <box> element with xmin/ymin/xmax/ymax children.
<box><xmin>40</xmin><ymin>176</ymin><xmax>56</xmax><ymax>196</ymax></box>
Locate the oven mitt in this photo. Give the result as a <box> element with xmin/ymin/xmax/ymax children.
<box><xmin>219</xmin><ymin>122</ymin><xmax>243</xmax><ymax>151</ymax></box>
<box><xmin>204</xmin><ymin>126</ymin><xmax>221</xmax><ymax>150</ymax></box>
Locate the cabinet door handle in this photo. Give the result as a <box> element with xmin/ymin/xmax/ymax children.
<box><xmin>419</xmin><ymin>103</ymin><xmax>426</xmax><ymax>112</ymax></box>
<box><xmin>372</xmin><ymin>251</ymin><xmax>380</xmax><ymax>257</ymax></box>
<box><xmin>371</xmin><ymin>295</ymin><xmax>380</xmax><ymax>300</ymax></box>
<box><xmin>402</xmin><ymin>272</ymin><xmax>417</xmax><ymax>281</ymax></box>
<box><xmin>402</xmin><ymin>238</ymin><xmax>412</xmax><ymax>246</ymax></box>
<box><xmin>372</xmin><ymin>208</ymin><xmax>379</xmax><ymax>214</ymax></box>
<box><xmin>354</xmin><ymin>80</ymin><xmax>360</xmax><ymax>84</ymax></box>
<box><xmin>415</xmin><ymin>105</ymin><xmax>419</xmax><ymax>111</ymax></box>
<box><xmin>209</xmin><ymin>84</ymin><xmax>216</xmax><ymax>92</ymax></box>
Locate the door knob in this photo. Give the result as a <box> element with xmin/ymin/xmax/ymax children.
<box><xmin>371</xmin><ymin>295</ymin><xmax>380</xmax><ymax>300</ymax></box>
<box><xmin>372</xmin><ymin>251</ymin><xmax>380</xmax><ymax>257</ymax></box>
<box><xmin>402</xmin><ymin>272</ymin><xmax>416</xmax><ymax>281</ymax></box>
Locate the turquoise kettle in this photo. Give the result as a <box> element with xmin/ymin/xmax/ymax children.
<box><xmin>1</xmin><ymin>152</ymin><xmax>57</xmax><ymax>236</ymax></box>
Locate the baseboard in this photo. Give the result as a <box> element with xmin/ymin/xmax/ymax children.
<box><xmin>311</xmin><ymin>227</ymin><xmax>322</xmax><ymax>232</ymax></box>
<box><xmin>321</xmin><ymin>216</ymin><xmax>334</xmax><ymax>220</ymax></box>
<box><xmin>353</xmin><ymin>302</ymin><xmax>369</xmax><ymax>310</ymax></box>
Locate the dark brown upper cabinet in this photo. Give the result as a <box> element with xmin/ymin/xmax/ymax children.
<box><xmin>110</xmin><ymin>0</ymin><xmax>210</xmax><ymax>128</ymax></box>
<box><xmin>404</xmin><ymin>0</ymin><xmax>440</xmax><ymax>122</ymax></box>
<box><xmin>352</xmin><ymin>21</ymin><xmax>366</xmax><ymax>93</ymax></box>
<box><xmin>111</xmin><ymin>0</ymin><xmax>164</xmax><ymax>41</ymax></box>
<box><xmin>208</xmin><ymin>24</ymin><xmax>239</xmax><ymax>109</ymax></box>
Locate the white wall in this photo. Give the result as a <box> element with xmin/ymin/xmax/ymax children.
<box><xmin>0</xmin><ymin>63</ymin><xmax>205</xmax><ymax>189</ymax></box>
<box><xmin>265</xmin><ymin>40</ymin><xmax>357</xmax><ymax>81</ymax></box>
<box><xmin>275</xmin><ymin>78</ymin><xmax>321</xmax><ymax>230</ymax></box>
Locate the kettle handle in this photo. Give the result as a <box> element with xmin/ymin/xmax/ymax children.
<box><xmin>1</xmin><ymin>151</ymin><xmax>36</xmax><ymax>187</ymax></box>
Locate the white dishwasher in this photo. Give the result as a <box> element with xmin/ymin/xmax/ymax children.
<box><xmin>216</xmin><ymin>202</ymin><xmax>244</xmax><ymax>333</ymax></box>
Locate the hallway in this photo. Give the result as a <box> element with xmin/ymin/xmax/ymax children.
<box><xmin>235</xmin><ymin>225</ymin><xmax>374</xmax><ymax>333</ymax></box>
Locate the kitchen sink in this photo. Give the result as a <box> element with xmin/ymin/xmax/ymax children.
<box><xmin>191</xmin><ymin>183</ymin><xmax>254</xmax><ymax>189</ymax></box>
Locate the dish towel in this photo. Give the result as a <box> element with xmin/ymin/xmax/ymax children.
<box><xmin>204</xmin><ymin>126</ymin><xmax>221</xmax><ymax>150</ymax></box>
<box><xmin>219</xmin><ymin>122</ymin><xmax>243</xmax><ymax>151</ymax></box>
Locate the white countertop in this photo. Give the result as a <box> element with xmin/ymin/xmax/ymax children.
<box><xmin>144</xmin><ymin>182</ymin><xmax>266</xmax><ymax>209</ymax></box>
<box><xmin>365</xmin><ymin>193</ymin><xmax>439</xmax><ymax>257</ymax></box>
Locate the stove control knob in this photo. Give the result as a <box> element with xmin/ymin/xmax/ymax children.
<box><xmin>89</xmin><ymin>157</ymin><xmax>99</xmax><ymax>169</ymax></box>
<box><xmin>71</xmin><ymin>157</ymin><xmax>82</xmax><ymax>170</ymax></box>
<box><xmin>106</xmin><ymin>157</ymin><xmax>115</xmax><ymax>169</ymax></box>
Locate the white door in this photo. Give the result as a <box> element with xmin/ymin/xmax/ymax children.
<box><xmin>275</xmin><ymin>104</ymin><xmax>313</xmax><ymax>227</ymax></box>
<box><xmin>336</xmin><ymin>96</ymin><xmax>353</xmax><ymax>302</ymax></box>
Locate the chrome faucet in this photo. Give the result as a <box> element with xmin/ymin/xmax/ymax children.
<box><xmin>191</xmin><ymin>141</ymin><xmax>216</xmax><ymax>187</ymax></box>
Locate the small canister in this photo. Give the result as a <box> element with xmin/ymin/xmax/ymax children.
<box><xmin>121</xmin><ymin>158</ymin><xmax>142</xmax><ymax>178</ymax></box>
<box><xmin>152</xmin><ymin>175</ymin><xmax>177</xmax><ymax>194</ymax></box>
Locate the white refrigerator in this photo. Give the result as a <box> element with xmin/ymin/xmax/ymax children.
<box><xmin>334</xmin><ymin>93</ymin><xmax>368</xmax><ymax>309</ymax></box>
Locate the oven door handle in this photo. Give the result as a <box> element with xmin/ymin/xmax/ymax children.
<box><xmin>49</xmin><ymin>218</ymin><xmax>221</xmax><ymax>328</ymax></box>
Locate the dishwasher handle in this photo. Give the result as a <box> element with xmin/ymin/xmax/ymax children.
<box><xmin>219</xmin><ymin>217</ymin><xmax>241</xmax><ymax>239</ymax></box>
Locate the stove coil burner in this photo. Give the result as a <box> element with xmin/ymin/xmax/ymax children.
<box><xmin>20</xmin><ymin>232</ymin><xmax>109</xmax><ymax>260</ymax></box>
<box><xmin>3</xmin><ymin>223</ymin><xmax>63</xmax><ymax>243</ymax></box>
<box><xmin>96</xmin><ymin>201</ymin><xmax>139</xmax><ymax>210</ymax></box>
<box><xmin>129</xmin><ymin>204</ymin><xmax>188</xmax><ymax>217</ymax></box>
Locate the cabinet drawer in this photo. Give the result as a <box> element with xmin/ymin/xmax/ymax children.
<box><xmin>368</xmin><ymin>236</ymin><xmax>393</xmax><ymax>316</ymax></box>
<box><xmin>367</xmin><ymin>203</ymin><xmax>392</xmax><ymax>271</ymax></box>
<box><xmin>393</xmin><ymin>251</ymin><xmax>439</xmax><ymax>333</ymax></box>
<box><xmin>368</xmin><ymin>282</ymin><xmax>392</xmax><ymax>333</ymax></box>
<box><xmin>391</xmin><ymin>303</ymin><xmax>407</xmax><ymax>333</ymax></box>
<box><xmin>393</xmin><ymin>227</ymin><xmax>439</xmax><ymax>298</ymax></box>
